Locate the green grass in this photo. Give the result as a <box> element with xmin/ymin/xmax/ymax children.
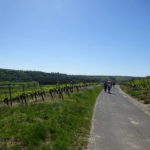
<box><xmin>121</xmin><ymin>85</ymin><xmax>150</xmax><ymax>104</ymax></box>
<box><xmin>0</xmin><ymin>86</ymin><xmax>102</xmax><ymax>150</ymax></box>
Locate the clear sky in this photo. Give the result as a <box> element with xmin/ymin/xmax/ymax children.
<box><xmin>0</xmin><ymin>0</ymin><xmax>150</xmax><ymax>76</ymax></box>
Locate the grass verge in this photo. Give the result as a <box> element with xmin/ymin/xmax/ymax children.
<box><xmin>120</xmin><ymin>85</ymin><xmax>150</xmax><ymax>105</ymax></box>
<box><xmin>0</xmin><ymin>86</ymin><xmax>102</xmax><ymax>150</ymax></box>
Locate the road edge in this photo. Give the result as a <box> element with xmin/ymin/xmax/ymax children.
<box><xmin>118</xmin><ymin>85</ymin><xmax>150</xmax><ymax>116</ymax></box>
<box><xmin>86</xmin><ymin>90</ymin><xmax>103</xmax><ymax>150</ymax></box>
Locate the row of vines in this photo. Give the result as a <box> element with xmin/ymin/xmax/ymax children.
<box><xmin>122</xmin><ymin>78</ymin><xmax>150</xmax><ymax>104</ymax></box>
<box><xmin>0</xmin><ymin>82</ymin><xmax>96</xmax><ymax>106</ymax></box>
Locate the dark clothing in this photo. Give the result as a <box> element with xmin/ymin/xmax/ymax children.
<box><xmin>108</xmin><ymin>86</ymin><xmax>111</xmax><ymax>93</ymax></box>
<box><xmin>104</xmin><ymin>82</ymin><xmax>107</xmax><ymax>92</ymax></box>
<box><xmin>104</xmin><ymin>81</ymin><xmax>113</xmax><ymax>93</ymax></box>
<box><xmin>106</xmin><ymin>82</ymin><xmax>112</xmax><ymax>93</ymax></box>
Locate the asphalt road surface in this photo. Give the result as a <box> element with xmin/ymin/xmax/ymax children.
<box><xmin>88</xmin><ymin>86</ymin><xmax>150</xmax><ymax>150</ymax></box>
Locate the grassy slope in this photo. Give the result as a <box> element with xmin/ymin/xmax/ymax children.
<box><xmin>121</xmin><ymin>85</ymin><xmax>150</xmax><ymax>104</ymax></box>
<box><xmin>0</xmin><ymin>86</ymin><xmax>102</xmax><ymax>150</ymax></box>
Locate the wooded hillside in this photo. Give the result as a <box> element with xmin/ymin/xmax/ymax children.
<box><xmin>0</xmin><ymin>68</ymin><xmax>141</xmax><ymax>84</ymax></box>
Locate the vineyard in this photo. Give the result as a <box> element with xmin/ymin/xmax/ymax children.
<box><xmin>121</xmin><ymin>78</ymin><xmax>150</xmax><ymax>104</ymax></box>
<box><xmin>0</xmin><ymin>81</ymin><xmax>96</xmax><ymax>106</ymax></box>
<box><xmin>0</xmin><ymin>84</ymin><xmax>102</xmax><ymax>149</ymax></box>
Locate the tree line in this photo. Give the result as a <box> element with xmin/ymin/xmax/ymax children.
<box><xmin>0</xmin><ymin>68</ymin><xmax>141</xmax><ymax>85</ymax></box>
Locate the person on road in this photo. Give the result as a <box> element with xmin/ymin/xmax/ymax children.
<box><xmin>104</xmin><ymin>81</ymin><xmax>107</xmax><ymax>92</ymax></box>
<box><xmin>107</xmin><ymin>81</ymin><xmax>112</xmax><ymax>94</ymax></box>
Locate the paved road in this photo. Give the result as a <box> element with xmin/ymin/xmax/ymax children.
<box><xmin>88</xmin><ymin>86</ymin><xmax>150</xmax><ymax>150</ymax></box>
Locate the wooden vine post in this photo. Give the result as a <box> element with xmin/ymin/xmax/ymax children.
<box><xmin>8</xmin><ymin>84</ymin><xmax>12</xmax><ymax>106</ymax></box>
<box><xmin>22</xmin><ymin>84</ymin><xmax>25</xmax><ymax>93</ymax></box>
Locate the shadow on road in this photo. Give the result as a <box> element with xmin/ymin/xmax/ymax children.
<box><xmin>104</xmin><ymin>92</ymin><xmax>116</xmax><ymax>95</ymax></box>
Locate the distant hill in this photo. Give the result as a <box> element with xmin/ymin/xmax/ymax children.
<box><xmin>0</xmin><ymin>68</ymin><xmax>142</xmax><ymax>85</ymax></box>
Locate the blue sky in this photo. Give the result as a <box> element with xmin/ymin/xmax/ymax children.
<box><xmin>0</xmin><ymin>0</ymin><xmax>150</xmax><ymax>76</ymax></box>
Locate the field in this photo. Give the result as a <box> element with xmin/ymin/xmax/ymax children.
<box><xmin>121</xmin><ymin>78</ymin><xmax>150</xmax><ymax>104</ymax></box>
<box><xmin>0</xmin><ymin>86</ymin><xmax>102</xmax><ymax>150</ymax></box>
